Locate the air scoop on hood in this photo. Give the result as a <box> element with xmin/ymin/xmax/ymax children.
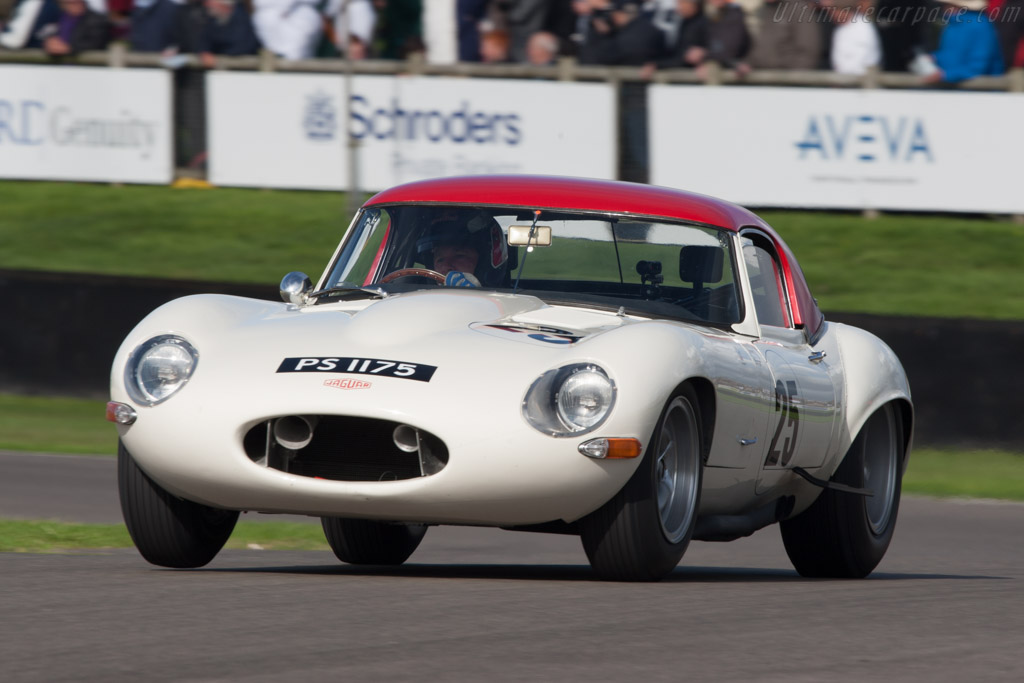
<box><xmin>343</xmin><ymin>290</ymin><xmax>546</xmax><ymax>346</ymax></box>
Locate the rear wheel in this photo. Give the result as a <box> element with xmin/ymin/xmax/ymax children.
<box><xmin>780</xmin><ymin>403</ymin><xmax>904</xmax><ymax>578</ymax></box>
<box><xmin>579</xmin><ymin>386</ymin><xmax>704</xmax><ymax>582</ymax></box>
<box><xmin>118</xmin><ymin>440</ymin><xmax>238</xmax><ymax>568</ymax></box>
<box><xmin>321</xmin><ymin>517</ymin><xmax>427</xmax><ymax>565</ymax></box>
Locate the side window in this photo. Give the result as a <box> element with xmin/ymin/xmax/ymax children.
<box><xmin>743</xmin><ymin>240</ymin><xmax>791</xmax><ymax>328</ymax></box>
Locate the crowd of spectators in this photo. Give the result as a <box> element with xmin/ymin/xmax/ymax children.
<box><xmin>1</xmin><ymin>0</ymin><xmax>1022</xmax><ymax>82</ymax></box>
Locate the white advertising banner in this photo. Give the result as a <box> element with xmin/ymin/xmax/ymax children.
<box><xmin>650</xmin><ymin>86</ymin><xmax>1024</xmax><ymax>214</ymax></box>
<box><xmin>0</xmin><ymin>66</ymin><xmax>172</xmax><ymax>184</ymax></box>
<box><xmin>207</xmin><ymin>72</ymin><xmax>615</xmax><ymax>191</ymax></box>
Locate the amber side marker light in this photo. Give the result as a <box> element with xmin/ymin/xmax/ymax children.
<box><xmin>106</xmin><ymin>401</ymin><xmax>138</xmax><ymax>426</ymax></box>
<box><xmin>578</xmin><ymin>437</ymin><xmax>642</xmax><ymax>459</ymax></box>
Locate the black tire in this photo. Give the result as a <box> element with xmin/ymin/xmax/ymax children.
<box><xmin>321</xmin><ymin>517</ymin><xmax>427</xmax><ymax>565</ymax></box>
<box><xmin>118</xmin><ymin>440</ymin><xmax>239</xmax><ymax>568</ymax></box>
<box><xmin>579</xmin><ymin>385</ymin><xmax>704</xmax><ymax>582</ymax></box>
<box><xmin>780</xmin><ymin>403</ymin><xmax>905</xmax><ymax>578</ymax></box>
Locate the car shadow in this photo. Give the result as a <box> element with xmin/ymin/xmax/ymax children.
<box><xmin>194</xmin><ymin>561</ymin><xmax>1005</xmax><ymax>583</ymax></box>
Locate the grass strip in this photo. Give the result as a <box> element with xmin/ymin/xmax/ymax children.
<box><xmin>904</xmin><ymin>448</ymin><xmax>1024</xmax><ymax>502</ymax></box>
<box><xmin>0</xmin><ymin>393</ymin><xmax>116</xmax><ymax>456</ymax></box>
<box><xmin>0</xmin><ymin>520</ymin><xmax>329</xmax><ymax>553</ymax></box>
<box><xmin>2</xmin><ymin>181</ymin><xmax>1023</xmax><ymax>319</ymax></box>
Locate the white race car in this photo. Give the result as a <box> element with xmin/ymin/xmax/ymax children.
<box><xmin>109</xmin><ymin>175</ymin><xmax>912</xmax><ymax>581</ymax></box>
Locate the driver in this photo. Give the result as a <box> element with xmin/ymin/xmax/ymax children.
<box><xmin>416</xmin><ymin>210</ymin><xmax>509</xmax><ymax>288</ymax></box>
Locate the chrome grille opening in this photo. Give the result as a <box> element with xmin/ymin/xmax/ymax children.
<box><xmin>243</xmin><ymin>416</ymin><xmax>448</xmax><ymax>481</ymax></box>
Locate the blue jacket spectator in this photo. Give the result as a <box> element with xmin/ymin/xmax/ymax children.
<box><xmin>932</xmin><ymin>0</ymin><xmax>1004</xmax><ymax>82</ymax></box>
<box><xmin>130</xmin><ymin>0</ymin><xmax>184</xmax><ymax>52</ymax></box>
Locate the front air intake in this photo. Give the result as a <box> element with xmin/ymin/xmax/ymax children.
<box><xmin>243</xmin><ymin>416</ymin><xmax>448</xmax><ymax>482</ymax></box>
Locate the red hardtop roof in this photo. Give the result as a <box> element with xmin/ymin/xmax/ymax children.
<box><xmin>364</xmin><ymin>175</ymin><xmax>770</xmax><ymax>232</ymax></box>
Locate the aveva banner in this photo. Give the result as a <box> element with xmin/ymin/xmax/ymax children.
<box><xmin>0</xmin><ymin>65</ymin><xmax>172</xmax><ymax>184</ymax></box>
<box><xmin>649</xmin><ymin>86</ymin><xmax>1024</xmax><ymax>214</ymax></box>
<box><xmin>207</xmin><ymin>72</ymin><xmax>616</xmax><ymax>191</ymax></box>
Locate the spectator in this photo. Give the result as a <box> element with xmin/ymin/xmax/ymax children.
<box><xmin>991</xmin><ymin>0</ymin><xmax>1024</xmax><ymax>69</ymax></box>
<box><xmin>543</xmin><ymin>0</ymin><xmax>579</xmax><ymax>55</ymax></box>
<box><xmin>251</xmin><ymin>0</ymin><xmax>322</xmax><ymax>60</ymax></box>
<box><xmin>577</xmin><ymin>0</ymin><xmax>663</xmax><ymax>66</ymax></box>
<box><xmin>494</xmin><ymin>0</ymin><xmax>548</xmax><ymax>63</ymax></box>
<box><xmin>645</xmin><ymin>0</ymin><xmax>709</xmax><ymax>71</ymax></box>
<box><xmin>1</xmin><ymin>0</ymin><xmax>60</xmax><ymax>49</ymax></box>
<box><xmin>922</xmin><ymin>0</ymin><xmax>1004</xmax><ymax>84</ymax></box>
<box><xmin>704</xmin><ymin>0</ymin><xmax>750</xmax><ymax>72</ymax></box>
<box><xmin>748</xmin><ymin>0</ymin><xmax>822</xmax><ymax>70</ymax></box>
<box><xmin>325</xmin><ymin>0</ymin><xmax>376</xmax><ymax>59</ymax></box>
<box><xmin>196</xmin><ymin>0</ymin><xmax>259</xmax><ymax>67</ymax></box>
<box><xmin>37</xmin><ymin>0</ymin><xmax>109</xmax><ymax>55</ymax></box>
<box><xmin>457</xmin><ymin>0</ymin><xmax>488</xmax><ymax>61</ymax></box>
<box><xmin>479</xmin><ymin>18</ymin><xmax>510</xmax><ymax>62</ymax></box>
<box><xmin>106</xmin><ymin>0</ymin><xmax>131</xmax><ymax>40</ymax></box>
<box><xmin>825</xmin><ymin>0</ymin><xmax>881</xmax><ymax>75</ymax></box>
<box><xmin>130</xmin><ymin>0</ymin><xmax>185</xmax><ymax>52</ymax></box>
<box><xmin>875</xmin><ymin>0</ymin><xmax>927</xmax><ymax>71</ymax></box>
<box><xmin>1</xmin><ymin>0</ymin><xmax>18</xmax><ymax>24</ymax></box>
<box><xmin>374</xmin><ymin>0</ymin><xmax>423</xmax><ymax>60</ymax></box>
<box><xmin>524</xmin><ymin>28</ymin><xmax>558</xmax><ymax>65</ymax></box>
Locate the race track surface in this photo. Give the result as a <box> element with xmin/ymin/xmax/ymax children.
<box><xmin>1</xmin><ymin>452</ymin><xmax>1022</xmax><ymax>682</ymax></box>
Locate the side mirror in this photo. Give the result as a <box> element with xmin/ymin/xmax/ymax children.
<box><xmin>280</xmin><ymin>271</ymin><xmax>313</xmax><ymax>305</ymax></box>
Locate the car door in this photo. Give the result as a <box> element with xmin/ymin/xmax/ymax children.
<box><xmin>740</xmin><ymin>231</ymin><xmax>840</xmax><ymax>495</ymax></box>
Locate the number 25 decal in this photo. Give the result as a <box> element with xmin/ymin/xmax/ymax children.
<box><xmin>766</xmin><ymin>380</ymin><xmax>799</xmax><ymax>467</ymax></box>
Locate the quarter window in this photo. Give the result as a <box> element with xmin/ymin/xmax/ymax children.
<box><xmin>743</xmin><ymin>241</ymin><xmax>791</xmax><ymax>328</ymax></box>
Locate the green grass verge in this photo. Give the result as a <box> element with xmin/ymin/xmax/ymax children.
<box><xmin>0</xmin><ymin>520</ymin><xmax>329</xmax><ymax>553</ymax></box>
<box><xmin>904</xmin><ymin>448</ymin><xmax>1024</xmax><ymax>502</ymax></box>
<box><xmin>0</xmin><ymin>181</ymin><xmax>351</xmax><ymax>284</ymax></box>
<box><xmin>0</xmin><ymin>393</ymin><xmax>117</xmax><ymax>455</ymax></box>
<box><xmin>2</xmin><ymin>181</ymin><xmax>1023</xmax><ymax>319</ymax></box>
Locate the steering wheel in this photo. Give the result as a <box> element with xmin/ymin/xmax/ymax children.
<box><xmin>380</xmin><ymin>268</ymin><xmax>446</xmax><ymax>284</ymax></box>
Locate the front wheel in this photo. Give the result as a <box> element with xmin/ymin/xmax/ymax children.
<box><xmin>118</xmin><ymin>440</ymin><xmax>239</xmax><ymax>568</ymax></box>
<box><xmin>579</xmin><ymin>386</ymin><xmax>704</xmax><ymax>582</ymax></box>
<box><xmin>780</xmin><ymin>403</ymin><xmax>905</xmax><ymax>578</ymax></box>
<box><xmin>321</xmin><ymin>517</ymin><xmax>427</xmax><ymax>565</ymax></box>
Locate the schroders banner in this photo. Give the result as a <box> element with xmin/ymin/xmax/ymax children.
<box><xmin>0</xmin><ymin>66</ymin><xmax>172</xmax><ymax>184</ymax></box>
<box><xmin>649</xmin><ymin>86</ymin><xmax>1024</xmax><ymax>214</ymax></box>
<box><xmin>207</xmin><ymin>72</ymin><xmax>616</xmax><ymax>191</ymax></box>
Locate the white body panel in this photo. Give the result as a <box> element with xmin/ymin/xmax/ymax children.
<box><xmin>112</xmin><ymin>285</ymin><xmax>910</xmax><ymax>528</ymax></box>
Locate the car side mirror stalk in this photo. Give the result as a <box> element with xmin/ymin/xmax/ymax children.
<box><xmin>280</xmin><ymin>272</ymin><xmax>313</xmax><ymax>305</ymax></box>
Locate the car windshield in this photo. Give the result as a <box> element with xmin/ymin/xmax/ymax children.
<box><xmin>320</xmin><ymin>204</ymin><xmax>741</xmax><ymax>325</ymax></box>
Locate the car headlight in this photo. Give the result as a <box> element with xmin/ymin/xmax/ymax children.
<box><xmin>125</xmin><ymin>335</ymin><xmax>198</xmax><ymax>406</ymax></box>
<box><xmin>523</xmin><ymin>363</ymin><xmax>616</xmax><ymax>437</ymax></box>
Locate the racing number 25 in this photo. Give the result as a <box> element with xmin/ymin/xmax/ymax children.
<box><xmin>766</xmin><ymin>380</ymin><xmax>799</xmax><ymax>467</ymax></box>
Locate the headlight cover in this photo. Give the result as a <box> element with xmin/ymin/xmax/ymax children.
<box><xmin>125</xmin><ymin>335</ymin><xmax>198</xmax><ymax>406</ymax></box>
<box><xmin>523</xmin><ymin>363</ymin><xmax>616</xmax><ymax>437</ymax></box>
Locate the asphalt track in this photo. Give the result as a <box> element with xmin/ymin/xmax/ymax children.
<box><xmin>1</xmin><ymin>452</ymin><xmax>1022</xmax><ymax>682</ymax></box>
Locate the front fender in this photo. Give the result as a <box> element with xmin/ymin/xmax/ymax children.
<box><xmin>831</xmin><ymin>323</ymin><xmax>914</xmax><ymax>474</ymax></box>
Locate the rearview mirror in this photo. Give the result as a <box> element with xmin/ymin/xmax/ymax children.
<box><xmin>507</xmin><ymin>225</ymin><xmax>552</xmax><ymax>247</ymax></box>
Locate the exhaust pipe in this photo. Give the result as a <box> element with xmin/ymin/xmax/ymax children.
<box><xmin>273</xmin><ymin>415</ymin><xmax>318</xmax><ymax>450</ymax></box>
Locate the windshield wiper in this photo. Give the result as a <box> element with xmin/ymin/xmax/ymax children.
<box><xmin>309</xmin><ymin>285</ymin><xmax>388</xmax><ymax>303</ymax></box>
